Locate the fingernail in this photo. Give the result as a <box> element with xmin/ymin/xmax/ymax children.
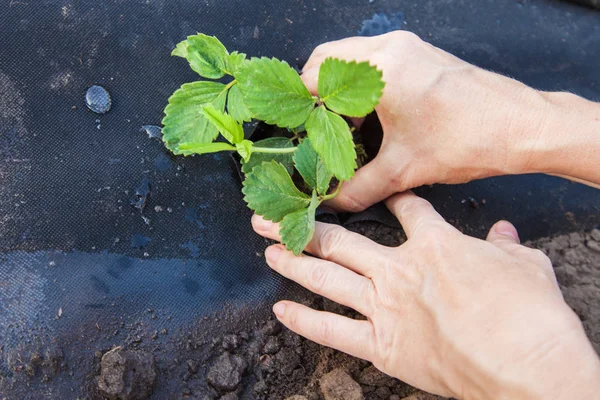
<box><xmin>494</xmin><ymin>220</ymin><xmax>519</xmax><ymax>242</ymax></box>
<box><xmin>273</xmin><ymin>302</ymin><xmax>286</xmax><ymax>318</ymax></box>
<box><xmin>265</xmin><ymin>245</ymin><xmax>283</xmax><ymax>264</ymax></box>
<box><xmin>252</xmin><ymin>215</ymin><xmax>273</xmax><ymax>233</ymax></box>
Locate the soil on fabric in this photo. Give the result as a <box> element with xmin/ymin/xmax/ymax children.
<box><xmin>2</xmin><ymin>223</ymin><xmax>599</xmax><ymax>400</ymax></box>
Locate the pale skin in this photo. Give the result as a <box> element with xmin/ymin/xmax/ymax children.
<box><xmin>252</xmin><ymin>32</ymin><xmax>600</xmax><ymax>399</ymax></box>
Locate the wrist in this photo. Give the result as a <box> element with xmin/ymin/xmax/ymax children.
<box><xmin>506</xmin><ymin>89</ymin><xmax>600</xmax><ymax>184</ymax></box>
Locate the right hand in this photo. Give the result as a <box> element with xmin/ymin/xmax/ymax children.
<box><xmin>301</xmin><ymin>31</ymin><xmax>552</xmax><ymax>211</ymax></box>
<box><xmin>253</xmin><ymin>192</ymin><xmax>600</xmax><ymax>400</ymax></box>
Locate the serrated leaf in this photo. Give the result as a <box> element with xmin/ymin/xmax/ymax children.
<box><xmin>241</xmin><ymin>137</ymin><xmax>294</xmax><ymax>175</ymax></box>
<box><xmin>242</xmin><ymin>161</ymin><xmax>310</xmax><ymax>222</ymax></box>
<box><xmin>305</xmin><ymin>106</ymin><xmax>357</xmax><ymax>181</ymax></box>
<box><xmin>319</xmin><ymin>58</ymin><xmax>384</xmax><ymax>117</ymax></box>
<box><xmin>172</xmin><ymin>40</ymin><xmax>189</xmax><ymax>58</ymax></box>
<box><xmin>293</xmin><ymin>138</ymin><xmax>332</xmax><ymax>195</ymax></box>
<box><xmin>172</xmin><ymin>34</ymin><xmax>228</xmax><ymax>79</ymax></box>
<box><xmin>280</xmin><ymin>191</ymin><xmax>320</xmax><ymax>255</ymax></box>
<box><xmin>162</xmin><ymin>81</ymin><xmax>228</xmax><ymax>155</ymax></box>
<box><xmin>202</xmin><ymin>104</ymin><xmax>244</xmax><ymax>144</ymax></box>
<box><xmin>177</xmin><ymin>142</ymin><xmax>236</xmax><ymax>155</ymax></box>
<box><xmin>226</xmin><ymin>51</ymin><xmax>247</xmax><ymax>76</ymax></box>
<box><xmin>227</xmin><ymin>84</ymin><xmax>253</xmax><ymax>122</ymax></box>
<box><xmin>236</xmin><ymin>139</ymin><xmax>253</xmax><ymax>162</ymax></box>
<box><xmin>237</xmin><ymin>57</ymin><xmax>316</xmax><ymax>128</ymax></box>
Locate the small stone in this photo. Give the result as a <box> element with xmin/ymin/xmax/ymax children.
<box><xmin>320</xmin><ymin>368</ymin><xmax>364</xmax><ymax>400</ymax></box>
<box><xmin>219</xmin><ymin>393</ymin><xmax>238</xmax><ymax>400</ymax></box>
<box><xmin>389</xmin><ymin>395</ymin><xmax>400</xmax><ymax>400</ymax></box>
<box><xmin>187</xmin><ymin>359</ymin><xmax>199</xmax><ymax>374</ymax></box>
<box><xmin>568</xmin><ymin>232</ymin><xmax>584</xmax><ymax>247</ymax></box>
<box><xmin>358</xmin><ymin>365</ymin><xmax>392</xmax><ymax>387</ymax></box>
<box><xmin>275</xmin><ymin>348</ymin><xmax>300</xmax><ymax>376</ymax></box>
<box><xmin>261</xmin><ymin>319</ymin><xmax>282</xmax><ymax>335</ymax></box>
<box><xmin>586</xmin><ymin>240</ymin><xmax>600</xmax><ymax>253</ymax></box>
<box><xmin>206</xmin><ymin>353</ymin><xmax>247</xmax><ymax>392</ymax></box>
<box><xmin>262</xmin><ymin>336</ymin><xmax>281</xmax><ymax>354</ymax></box>
<box><xmin>253</xmin><ymin>379</ymin><xmax>268</xmax><ymax>394</ymax></box>
<box><xmin>26</xmin><ymin>363</ymin><xmax>36</xmax><ymax>377</ymax></box>
<box><xmin>222</xmin><ymin>334</ymin><xmax>240</xmax><ymax>351</ymax></box>
<box><xmin>590</xmin><ymin>229</ymin><xmax>600</xmax><ymax>242</ymax></box>
<box><xmin>285</xmin><ymin>396</ymin><xmax>308</xmax><ymax>400</ymax></box>
<box><xmin>97</xmin><ymin>348</ymin><xmax>156</xmax><ymax>400</ymax></box>
<box><xmin>375</xmin><ymin>386</ymin><xmax>391</xmax><ymax>398</ymax></box>
<box><xmin>85</xmin><ymin>85</ymin><xmax>112</xmax><ymax>114</ymax></box>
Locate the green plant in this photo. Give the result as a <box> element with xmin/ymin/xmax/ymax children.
<box><xmin>162</xmin><ymin>33</ymin><xmax>384</xmax><ymax>255</ymax></box>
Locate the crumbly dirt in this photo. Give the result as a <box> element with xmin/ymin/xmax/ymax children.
<box><xmin>140</xmin><ymin>224</ymin><xmax>598</xmax><ymax>400</ymax></box>
<box><xmin>2</xmin><ymin>224</ymin><xmax>599</xmax><ymax>400</ymax></box>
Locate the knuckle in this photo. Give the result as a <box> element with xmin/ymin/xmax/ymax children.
<box><xmin>318</xmin><ymin>226</ymin><xmax>347</xmax><ymax>259</ymax></box>
<box><xmin>334</xmin><ymin>192</ymin><xmax>366</xmax><ymax>212</ymax></box>
<box><xmin>391</xmin><ymin>30</ymin><xmax>420</xmax><ymax>43</ymax></box>
<box><xmin>309</xmin><ymin>264</ymin><xmax>329</xmax><ymax>292</ymax></box>
<box><xmin>385</xmin><ymin>162</ymin><xmax>407</xmax><ymax>188</ymax></box>
<box><xmin>531</xmin><ymin>248</ymin><xmax>552</xmax><ymax>266</ymax></box>
<box><xmin>317</xmin><ymin>318</ymin><xmax>335</xmax><ymax>343</ymax></box>
<box><xmin>421</xmin><ymin>224</ymin><xmax>454</xmax><ymax>251</ymax></box>
<box><xmin>286</xmin><ymin>307</ymin><xmax>300</xmax><ymax>331</ymax></box>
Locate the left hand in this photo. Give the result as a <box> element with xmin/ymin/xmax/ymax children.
<box><xmin>251</xmin><ymin>191</ymin><xmax>600</xmax><ymax>400</ymax></box>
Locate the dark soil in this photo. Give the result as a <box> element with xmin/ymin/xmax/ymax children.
<box><xmin>2</xmin><ymin>224</ymin><xmax>599</xmax><ymax>400</ymax></box>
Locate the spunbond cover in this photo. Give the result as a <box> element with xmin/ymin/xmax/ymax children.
<box><xmin>0</xmin><ymin>0</ymin><xmax>599</xmax><ymax>398</ymax></box>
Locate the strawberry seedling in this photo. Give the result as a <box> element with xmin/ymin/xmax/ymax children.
<box><xmin>162</xmin><ymin>33</ymin><xmax>384</xmax><ymax>255</ymax></box>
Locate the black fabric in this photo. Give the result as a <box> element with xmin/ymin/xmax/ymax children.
<box><xmin>0</xmin><ymin>0</ymin><xmax>599</xmax><ymax>397</ymax></box>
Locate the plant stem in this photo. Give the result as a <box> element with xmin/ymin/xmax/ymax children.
<box><xmin>320</xmin><ymin>184</ymin><xmax>341</xmax><ymax>201</ymax></box>
<box><xmin>225</xmin><ymin>80</ymin><xmax>238</xmax><ymax>90</ymax></box>
<box><xmin>252</xmin><ymin>146</ymin><xmax>297</xmax><ymax>154</ymax></box>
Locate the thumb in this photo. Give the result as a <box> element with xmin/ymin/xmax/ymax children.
<box><xmin>486</xmin><ymin>220</ymin><xmax>521</xmax><ymax>247</ymax></box>
<box><xmin>326</xmin><ymin>155</ymin><xmax>401</xmax><ymax>212</ymax></box>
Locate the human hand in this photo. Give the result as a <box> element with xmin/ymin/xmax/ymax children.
<box><xmin>252</xmin><ymin>192</ymin><xmax>600</xmax><ymax>399</ymax></box>
<box><xmin>301</xmin><ymin>31</ymin><xmax>600</xmax><ymax>210</ymax></box>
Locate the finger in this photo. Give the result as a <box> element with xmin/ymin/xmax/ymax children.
<box><xmin>265</xmin><ymin>244</ymin><xmax>374</xmax><ymax>316</ymax></box>
<box><xmin>486</xmin><ymin>220</ymin><xmax>520</xmax><ymax>246</ymax></box>
<box><xmin>326</xmin><ymin>154</ymin><xmax>401</xmax><ymax>212</ymax></box>
<box><xmin>385</xmin><ymin>191</ymin><xmax>445</xmax><ymax>238</ymax></box>
<box><xmin>300</xmin><ymin>67</ymin><xmax>319</xmax><ymax>95</ymax></box>
<box><xmin>303</xmin><ymin>36</ymin><xmax>377</xmax><ymax>72</ymax></box>
<box><xmin>273</xmin><ymin>301</ymin><xmax>374</xmax><ymax>361</ymax></box>
<box><xmin>252</xmin><ymin>217</ymin><xmax>389</xmax><ymax>277</ymax></box>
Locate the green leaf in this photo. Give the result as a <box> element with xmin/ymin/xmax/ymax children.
<box><xmin>236</xmin><ymin>139</ymin><xmax>253</xmax><ymax>162</ymax></box>
<box><xmin>177</xmin><ymin>142</ymin><xmax>236</xmax><ymax>155</ymax></box>
<box><xmin>162</xmin><ymin>81</ymin><xmax>228</xmax><ymax>155</ymax></box>
<box><xmin>293</xmin><ymin>138</ymin><xmax>332</xmax><ymax>195</ymax></box>
<box><xmin>305</xmin><ymin>106</ymin><xmax>357</xmax><ymax>181</ymax></box>
<box><xmin>202</xmin><ymin>104</ymin><xmax>244</xmax><ymax>144</ymax></box>
<box><xmin>172</xmin><ymin>34</ymin><xmax>228</xmax><ymax>79</ymax></box>
<box><xmin>318</xmin><ymin>58</ymin><xmax>385</xmax><ymax>117</ymax></box>
<box><xmin>280</xmin><ymin>191</ymin><xmax>320</xmax><ymax>255</ymax></box>
<box><xmin>227</xmin><ymin>84</ymin><xmax>253</xmax><ymax>122</ymax></box>
<box><xmin>241</xmin><ymin>137</ymin><xmax>295</xmax><ymax>175</ymax></box>
<box><xmin>237</xmin><ymin>57</ymin><xmax>316</xmax><ymax>128</ymax></box>
<box><xmin>172</xmin><ymin>40</ymin><xmax>189</xmax><ymax>58</ymax></box>
<box><xmin>226</xmin><ymin>51</ymin><xmax>247</xmax><ymax>76</ymax></box>
<box><xmin>242</xmin><ymin>161</ymin><xmax>311</xmax><ymax>222</ymax></box>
